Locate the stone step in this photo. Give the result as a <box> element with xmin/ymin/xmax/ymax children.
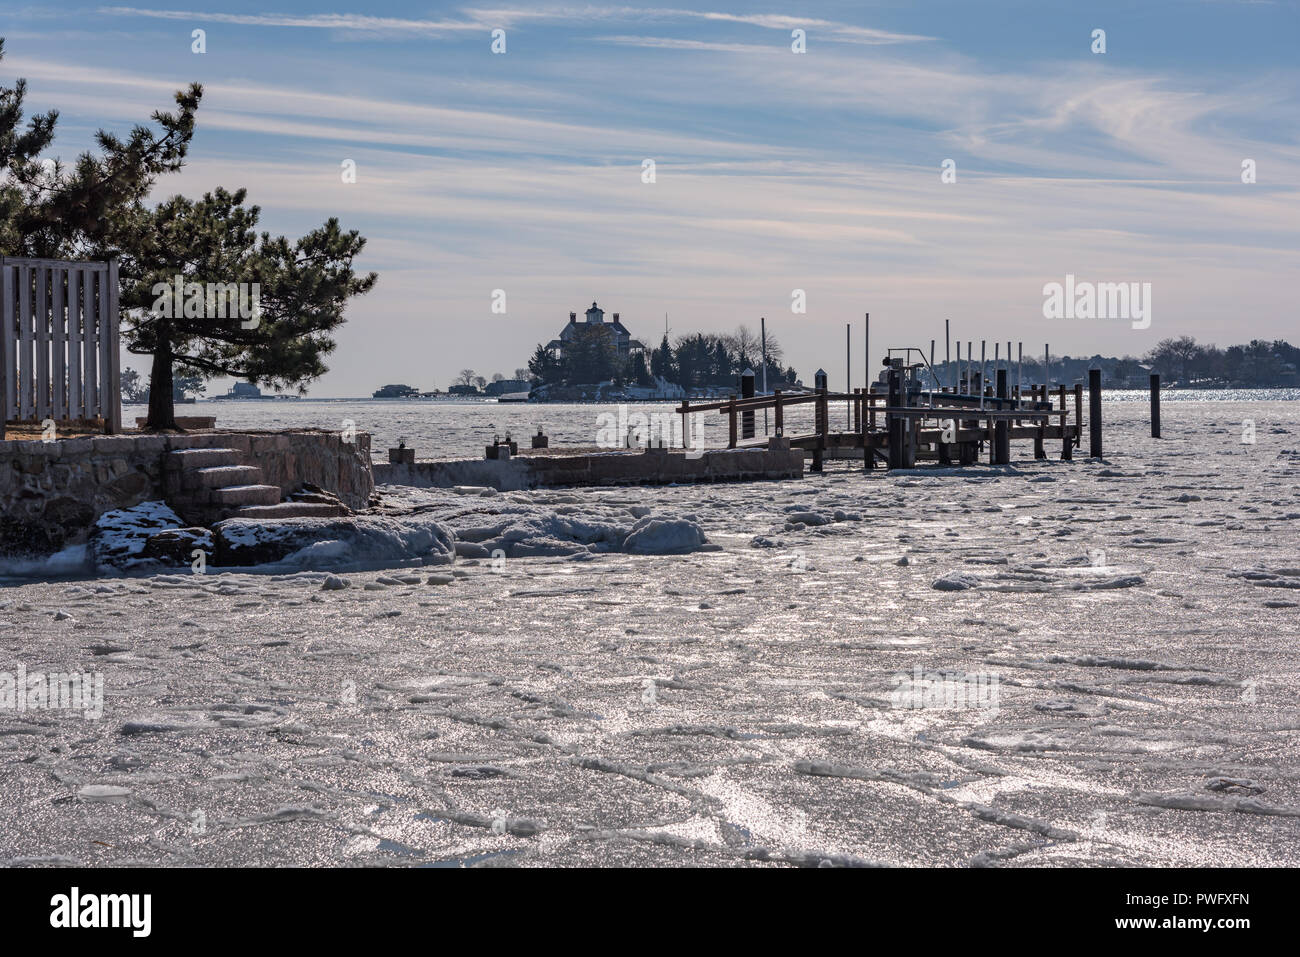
<box><xmin>182</xmin><ymin>464</ymin><xmax>264</xmax><ymax>490</ymax></box>
<box><xmin>210</xmin><ymin>484</ymin><xmax>282</xmax><ymax>507</ymax></box>
<box><xmin>233</xmin><ymin>502</ymin><xmax>350</xmax><ymax>519</ymax></box>
<box><xmin>164</xmin><ymin>447</ymin><xmax>242</xmax><ymax>470</ymax></box>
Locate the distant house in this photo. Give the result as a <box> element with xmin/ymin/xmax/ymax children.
<box><xmin>546</xmin><ymin>302</ymin><xmax>645</xmax><ymax>358</ymax></box>
<box><xmin>484</xmin><ymin>378</ymin><xmax>531</xmax><ymax>396</ymax></box>
<box><xmin>447</xmin><ymin>384</ymin><xmax>481</xmax><ymax>396</ymax></box>
<box><xmin>229</xmin><ymin>382</ymin><xmax>261</xmax><ymax>398</ymax></box>
<box><xmin>372</xmin><ymin>383</ymin><xmax>420</xmax><ymax>398</ymax></box>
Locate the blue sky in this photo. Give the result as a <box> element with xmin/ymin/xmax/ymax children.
<box><xmin>2</xmin><ymin>1</ymin><xmax>1297</xmax><ymax>394</ymax></box>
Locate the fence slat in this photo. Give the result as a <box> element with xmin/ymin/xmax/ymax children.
<box><xmin>98</xmin><ymin>263</ymin><xmax>115</xmax><ymax>431</ymax></box>
<box><xmin>1</xmin><ymin>260</ymin><xmax>11</xmax><ymax>437</ymax></box>
<box><xmin>19</xmin><ymin>265</ymin><xmax>33</xmax><ymax>420</ymax></box>
<box><xmin>51</xmin><ymin>268</ymin><xmax>66</xmax><ymax>419</ymax></box>
<box><xmin>106</xmin><ymin>260</ymin><xmax>121</xmax><ymax>433</ymax></box>
<box><xmin>82</xmin><ymin>267</ymin><xmax>97</xmax><ymax>419</ymax></box>
<box><xmin>35</xmin><ymin>266</ymin><xmax>49</xmax><ymax>421</ymax></box>
<box><xmin>67</xmin><ymin>269</ymin><xmax>82</xmax><ymax>418</ymax></box>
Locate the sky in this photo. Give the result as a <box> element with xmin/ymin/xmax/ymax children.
<box><xmin>2</xmin><ymin>1</ymin><xmax>1298</xmax><ymax>395</ymax></box>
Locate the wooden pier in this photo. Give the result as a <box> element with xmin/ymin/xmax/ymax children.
<box><xmin>677</xmin><ymin>373</ymin><xmax>1091</xmax><ymax>472</ymax></box>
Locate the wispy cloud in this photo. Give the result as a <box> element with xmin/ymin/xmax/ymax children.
<box><xmin>97</xmin><ymin>5</ymin><xmax>933</xmax><ymax>44</ymax></box>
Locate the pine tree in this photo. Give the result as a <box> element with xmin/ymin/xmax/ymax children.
<box><xmin>121</xmin><ymin>187</ymin><xmax>376</xmax><ymax>428</ymax></box>
<box><xmin>1</xmin><ymin>38</ymin><xmax>200</xmax><ymax>260</ymax></box>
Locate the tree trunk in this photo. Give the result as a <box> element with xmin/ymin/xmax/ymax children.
<box><xmin>145</xmin><ymin>323</ymin><xmax>178</xmax><ymax>430</ymax></box>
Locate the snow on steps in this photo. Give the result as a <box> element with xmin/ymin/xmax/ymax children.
<box><xmin>163</xmin><ymin>446</ymin><xmax>285</xmax><ymax>524</ymax></box>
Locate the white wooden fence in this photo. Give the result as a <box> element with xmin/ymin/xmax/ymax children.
<box><xmin>0</xmin><ymin>255</ymin><xmax>121</xmax><ymax>438</ymax></box>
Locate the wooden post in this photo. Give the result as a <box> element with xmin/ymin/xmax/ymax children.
<box><xmin>740</xmin><ymin>368</ymin><xmax>755</xmax><ymax>440</ymax></box>
<box><xmin>861</xmin><ymin>389</ymin><xmax>872</xmax><ymax>471</ymax></box>
<box><xmin>1033</xmin><ymin>384</ymin><xmax>1046</xmax><ymax>459</ymax></box>
<box><xmin>1059</xmin><ymin>384</ymin><xmax>1071</xmax><ymax>460</ymax></box>
<box><xmin>945</xmin><ymin>319</ymin><xmax>952</xmax><ymax>389</ymax></box>
<box><xmin>727</xmin><ymin>395</ymin><xmax>738</xmax><ymax>449</ymax></box>
<box><xmin>852</xmin><ymin>387</ymin><xmax>861</xmax><ymax>433</ymax></box>
<box><xmin>681</xmin><ymin>398</ymin><xmax>690</xmax><ymax>448</ymax></box>
<box><xmin>1149</xmin><ymin>373</ymin><xmax>1161</xmax><ymax>438</ymax></box>
<box><xmin>994</xmin><ymin>368</ymin><xmax>1010</xmax><ymax>464</ymax></box>
<box><xmin>846</xmin><ymin>324</ymin><xmax>852</xmax><ymax>430</ymax></box>
<box><xmin>813</xmin><ymin>369</ymin><xmax>828</xmax><ymax>473</ymax></box>
<box><xmin>887</xmin><ymin>368</ymin><xmax>903</xmax><ymax>469</ymax></box>
<box><xmin>773</xmin><ymin>389</ymin><xmax>783</xmax><ymax>435</ymax></box>
<box><xmin>1088</xmin><ymin>368</ymin><xmax>1102</xmax><ymax>458</ymax></box>
<box><xmin>1074</xmin><ymin>383</ymin><xmax>1083</xmax><ymax>450</ymax></box>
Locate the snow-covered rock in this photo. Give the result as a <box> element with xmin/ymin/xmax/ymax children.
<box><xmin>623</xmin><ymin>517</ymin><xmax>708</xmax><ymax>555</ymax></box>
<box><xmin>90</xmin><ymin>501</ymin><xmax>195</xmax><ymax>571</ymax></box>
<box><xmin>213</xmin><ymin>514</ymin><xmax>455</xmax><ymax>570</ymax></box>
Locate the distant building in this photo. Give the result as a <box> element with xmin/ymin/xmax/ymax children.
<box><xmin>447</xmin><ymin>384</ymin><xmax>481</xmax><ymax>396</ymax></box>
<box><xmin>546</xmin><ymin>302</ymin><xmax>645</xmax><ymax>358</ymax></box>
<box><xmin>484</xmin><ymin>378</ymin><xmax>531</xmax><ymax>396</ymax></box>
<box><xmin>372</xmin><ymin>383</ymin><xmax>420</xmax><ymax>398</ymax></box>
<box><xmin>229</xmin><ymin>382</ymin><xmax>262</xmax><ymax>398</ymax></box>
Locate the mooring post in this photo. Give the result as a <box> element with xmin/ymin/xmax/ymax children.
<box><xmin>728</xmin><ymin>395</ymin><xmax>738</xmax><ymax>449</ymax></box>
<box><xmin>774</xmin><ymin>388</ymin><xmax>784</xmax><ymax>435</ymax></box>
<box><xmin>945</xmin><ymin>319</ymin><xmax>952</xmax><ymax>389</ymax></box>
<box><xmin>741</xmin><ymin>368</ymin><xmax>755</xmax><ymax>440</ymax></box>
<box><xmin>852</xmin><ymin>387</ymin><xmax>861</xmax><ymax>433</ymax></box>
<box><xmin>1059</xmin><ymin>384</ymin><xmax>1071</xmax><ymax>460</ymax></box>
<box><xmin>887</xmin><ymin>367</ymin><xmax>903</xmax><ymax>469</ymax></box>
<box><xmin>1074</xmin><ymin>384</ymin><xmax>1083</xmax><ymax>449</ymax></box>
<box><xmin>863</xmin><ymin>385</ymin><xmax>875</xmax><ymax>471</ymax></box>
<box><xmin>1089</xmin><ymin>368</ymin><xmax>1102</xmax><ymax>458</ymax></box>
<box><xmin>813</xmin><ymin>369</ymin><xmax>828</xmax><ymax>473</ymax></box>
<box><xmin>846</xmin><ymin>324</ymin><xmax>852</xmax><ymax>429</ymax></box>
<box><xmin>1033</xmin><ymin>384</ymin><xmax>1046</xmax><ymax>459</ymax></box>
<box><xmin>994</xmin><ymin>368</ymin><xmax>1010</xmax><ymax>464</ymax></box>
<box><xmin>1150</xmin><ymin>373</ymin><xmax>1161</xmax><ymax>438</ymax></box>
<box><xmin>680</xmin><ymin>398</ymin><xmax>690</xmax><ymax>450</ymax></box>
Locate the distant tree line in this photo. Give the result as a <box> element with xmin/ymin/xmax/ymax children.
<box><xmin>1140</xmin><ymin>336</ymin><xmax>1299</xmax><ymax>387</ymax></box>
<box><xmin>928</xmin><ymin>336</ymin><xmax>1298</xmax><ymax>389</ymax></box>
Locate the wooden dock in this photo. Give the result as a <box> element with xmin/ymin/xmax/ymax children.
<box><xmin>677</xmin><ymin>376</ymin><xmax>1090</xmax><ymax>472</ymax></box>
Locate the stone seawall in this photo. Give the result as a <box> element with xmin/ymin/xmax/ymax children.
<box><xmin>373</xmin><ymin>446</ymin><xmax>804</xmax><ymax>492</ymax></box>
<box><xmin>1</xmin><ymin>430</ymin><xmax>372</xmax><ymax>556</ymax></box>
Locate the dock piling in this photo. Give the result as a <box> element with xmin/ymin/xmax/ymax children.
<box><xmin>887</xmin><ymin>367</ymin><xmax>904</xmax><ymax>469</ymax></box>
<box><xmin>741</xmin><ymin>368</ymin><xmax>755</xmax><ymax>440</ymax></box>
<box><xmin>1150</xmin><ymin>373</ymin><xmax>1161</xmax><ymax>438</ymax></box>
<box><xmin>1089</xmin><ymin>368</ymin><xmax>1102</xmax><ymax>458</ymax></box>
<box><xmin>994</xmin><ymin>368</ymin><xmax>1010</xmax><ymax>464</ymax></box>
